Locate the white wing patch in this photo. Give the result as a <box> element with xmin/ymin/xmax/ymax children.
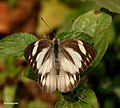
<box><xmin>78</xmin><ymin>40</ymin><xmax>86</xmax><ymax>55</ymax></box>
<box><xmin>32</xmin><ymin>41</ymin><xmax>39</xmax><ymax>56</ymax></box>
<box><xmin>60</xmin><ymin>54</ymin><xmax>77</xmax><ymax>74</ymax></box>
<box><xmin>65</xmin><ymin>47</ymin><xmax>82</xmax><ymax>69</ymax></box>
<box><xmin>36</xmin><ymin>48</ymin><xmax>48</xmax><ymax>70</ymax></box>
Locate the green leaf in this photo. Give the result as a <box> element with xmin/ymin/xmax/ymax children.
<box><xmin>57</xmin><ymin>32</ymin><xmax>93</xmax><ymax>44</ymax></box>
<box><xmin>72</xmin><ymin>10</ymin><xmax>112</xmax><ymax>37</ymax></box>
<box><xmin>55</xmin><ymin>89</ymin><xmax>97</xmax><ymax>108</ymax></box>
<box><xmin>92</xmin><ymin>30</ymin><xmax>110</xmax><ymax>67</ymax></box>
<box><xmin>54</xmin><ymin>98</ymin><xmax>64</xmax><ymax>108</ymax></box>
<box><xmin>95</xmin><ymin>0</ymin><xmax>120</xmax><ymax>14</ymax></box>
<box><xmin>55</xmin><ymin>99</ymin><xmax>92</xmax><ymax>108</ymax></box>
<box><xmin>55</xmin><ymin>98</ymin><xmax>72</xmax><ymax>108</ymax></box>
<box><xmin>23</xmin><ymin>67</ymin><xmax>38</xmax><ymax>81</ymax></box>
<box><xmin>72</xmin><ymin>10</ymin><xmax>112</xmax><ymax>68</ymax></box>
<box><xmin>74</xmin><ymin>101</ymin><xmax>92</xmax><ymax>108</ymax></box>
<box><xmin>78</xmin><ymin>89</ymin><xmax>97</xmax><ymax>105</ymax></box>
<box><xmin>0</xmin><ymin>33</ymin><xmax>37</xmax><ymax>57</ymax></box>
<box><xmin>57</xmin><ymin>1</ymin><xmax>101</xmax><ymax>34</ymax></box>
<box><xmin>55</xmin><ymin>82</ymin><xmax>97</xmax><ymax>108</ymax></box>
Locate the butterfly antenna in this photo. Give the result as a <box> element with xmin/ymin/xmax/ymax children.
<box><xmin>41</xmin><ymin>17</ymin><xmax>56</xmax><ymax>38</ymax></box>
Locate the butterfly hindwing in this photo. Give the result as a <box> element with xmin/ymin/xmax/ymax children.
<box><xmin>58</xmin><ymin>52</ymin><xmax>80</xmax><ymax>92</ymax></box>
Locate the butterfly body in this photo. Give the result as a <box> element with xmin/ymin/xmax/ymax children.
<box><xmin>53</xmin><ymin>38</ymin><xmax>60</xmax><ymax>75</ymax></box>
<box><xmin>24</xmin><ymin>38</ymin><xmax>96</xmax><ymax>93</ymax></box>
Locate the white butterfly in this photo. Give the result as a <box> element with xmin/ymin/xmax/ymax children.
<box><xmin>24</xmin><ymin>38</ymin><xmax>96</xmax><ymax>93</ymax></box>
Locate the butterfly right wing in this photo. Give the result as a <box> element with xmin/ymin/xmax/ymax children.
<box><xmin>58</xmin><ymin>38</ymin><xmax>96</xmax><ymax>92</ymax></box>
<box><xmin>24</xmin><ymin>39</ymin><xmax>57</xmax><ymax>93</ymax></box>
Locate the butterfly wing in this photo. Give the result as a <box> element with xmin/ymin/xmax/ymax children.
<box><xmin>58</xmin><ymin>38</ymin><xmax>96</xmax><ymax>92</ymax></box>
<box><xmin>24</xmin><ymin>39</ymin><xmax>57</xmax><ymax>93</ymax></box>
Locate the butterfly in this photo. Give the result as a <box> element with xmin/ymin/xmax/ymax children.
<box><xmin>24</xmin><ymin>38</ymin><xmax>96</xmax><ymax>93</ymax></box>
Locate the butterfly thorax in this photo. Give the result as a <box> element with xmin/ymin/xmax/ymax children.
<box><xmin>53</xmin><ymin>38</ymin><xmax>60</xmax><ymax>75</ymax></box>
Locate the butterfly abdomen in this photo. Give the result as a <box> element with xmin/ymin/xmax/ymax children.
<box><xmin>53</xmin><ymin>38</ymin><xmax>60</xmax><ymax>75</ymax></box>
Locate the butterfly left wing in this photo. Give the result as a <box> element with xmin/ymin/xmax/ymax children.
<box><xmin>24</xmin><ymin>39</ymin><xmax>57</xmax><ymax>93</ymax></box>
<box><xmin>58</xmin><ymin>38</ymin><xmax>96</xmax><ymax>92</ymax></box>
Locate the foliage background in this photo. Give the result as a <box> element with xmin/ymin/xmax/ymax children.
<box><xmin>0</xmin><ymin>0</ymin><xmax>120</xmax><ymax>108</ymax></box>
